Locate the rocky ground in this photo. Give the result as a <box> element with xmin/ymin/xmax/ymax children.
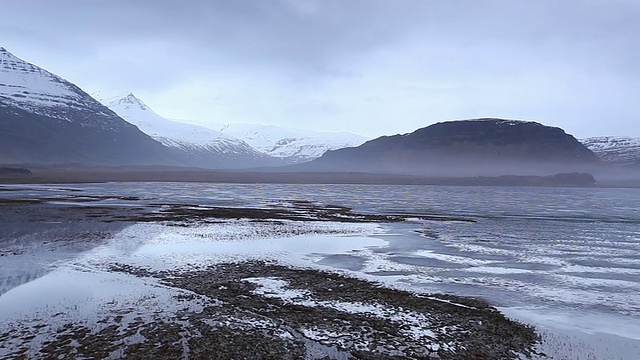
<box><xmin>1</xmin><ymin>260</ymin><xmax>539</xmax><ymax>359</ymax></box>
<box><xmin>0</xmin><ymin>191</ymin><xmax>475</xmax><ymax>225</ymax></box>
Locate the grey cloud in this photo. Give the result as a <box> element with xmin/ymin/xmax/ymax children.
<box><xmin>2</xmin><ymin>0</ymin><xmax>639</xmax><ymax>137</ymax></box>
<box><xmin>8</xmin><ymin>1</ymin><xmax>631</xmax><ymax>63</ymax></box>
<box><xmin>6</xmin><ymin>1</ymin><xmax>639</xmax><ymax>74</ymax></box>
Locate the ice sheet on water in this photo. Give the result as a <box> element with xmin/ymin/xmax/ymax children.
<box><xmin>412</xmin><ymin>249</ymin><xmax>492</xmax><ymax>266</ymax></box>
<box><xmin>0</xmin><ymin>263</ymin><xmax>213</xmax><ymax>360</ymax></box>
<box><xmin>76</xmin><ymin>220</ymin><xmax>386</xmax><ymax>272</ymax></box>
<box><xmin>0</xmin><ymin>219</ymin><xmax>385</xmax><ymax>322</ymax></box>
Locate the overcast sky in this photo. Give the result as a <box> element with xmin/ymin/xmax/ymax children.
<box><xmin>2</xmin><ymin>0</ymin><xmax>639</xmax><ymax>138</ymax></box>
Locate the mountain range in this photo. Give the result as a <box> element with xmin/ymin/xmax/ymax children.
<box><xmin>0</xmin><ymin>47</ymin><xmax>366</xmax><ymax>168</ymax></box>
<box><xmin>209</xmin><ymin>123</ymin><xmax>367</xmax><ymax>163</ymax></box>
<box><xmin>1</xmin><ymin>46</ymin><xmax>639</xmax><ymax>181</ymax></box>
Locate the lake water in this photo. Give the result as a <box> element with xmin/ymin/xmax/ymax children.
<box><xmin>1</xmin><ymin>182</ymin><xmax>639</xmax><ymax>359</ymax></box>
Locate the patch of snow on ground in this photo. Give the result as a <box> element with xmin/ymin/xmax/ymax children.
<box><xmin>0</xmin><ymin>264</ymin><xmax>212</xmax><ymax>359</ymax></box>
<box><xmin>244</xmin><ymin>276</ymin><xmax>440</xmax><ymax>342</ymax></box>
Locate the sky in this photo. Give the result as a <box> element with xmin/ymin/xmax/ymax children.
<box><xmin>2</xmin><ymin>0</ymin><xmax>639</xmax><ymax>138</ymax></box>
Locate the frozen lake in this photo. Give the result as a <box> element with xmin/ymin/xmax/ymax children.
<box><xmin>1</xmin><ymin>182</ymin><xmax>639</xmax><ymax>359</ymax></box>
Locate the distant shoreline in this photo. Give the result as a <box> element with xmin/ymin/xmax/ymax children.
<box><xmin>2</xmin><ymin>166</ymin><xmax>638</xmax><ymax>188</ymax></box>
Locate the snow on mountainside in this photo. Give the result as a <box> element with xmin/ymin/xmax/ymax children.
<box><xmin>103</xmin><ymin>94</ymin><xmax>278</xmax><ymax>168</ymax></box>
<box><xmin>0</xmin><ymin>47</ymin><xmax>81</xmax><ymax>112</ymax></box>
<box><xmin>581</xmin><ymin>136</ymin><xmax>640</xmax><ymax>166</ymax></box>
<box><xmin>105</xmin><ymin>93</ymin><xmax>225</xmax><ymax>148</ymax></box>
<box><xmin>0</xmin><ymin>47</ymin><xmax>174</xmax><ymax>165</ymax></box>
<box><xmin>0</xmin><ymin>47</ymin><xmax>129</xmax><ymax>131</ymax></box>
<box><xmin>210</xmin><ymin>123</ymin><xmax>369</xmax><ymax>163</ymax></box>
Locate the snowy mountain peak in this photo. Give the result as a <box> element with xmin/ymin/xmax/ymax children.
<box><xmin>104</xmin><ymin>92</ymin><xmax>223</xmax><ymax>144</ymax></box>
<box><xmin>102</xmin><ymin>93</ymin><xmax>279</xmax><ymax>168</ymax></box>
<box><xmin>0</xmin><ymin>49</ymin><xmax>174</xmax><ymax>166</ymax></box>
<box><xmin>2</xmin><ymin>47</ymin><xmax>66</xmax><ymax>88</ymax></box>
<box><xmin>0</xmin><ymin>47</ymin><xmax>73</xmax><ymax>106</ymax></box>
<box><xmin>0</xmin><ymin>47</ymin><xmax>134</xmax><ymax>130</ymax></box>
<box><xmin>111</xmin><ymin>92</ymin><xmax>148</xmax><ymax>111</ymax></box>
<box><xmin>0</xmin><ymin>47</ymin><xmax>20</xmax><ymax>60</ymax></box>
<box><xmin>582</xmin><ymin>136</ymin><xmax>640</xmax><ymax>148</ymax></box>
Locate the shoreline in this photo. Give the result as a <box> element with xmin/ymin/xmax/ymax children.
<box><xmin>2</xmin><ymin>167</ymin><xmax>637</xmax><ymax>188</ymax></box>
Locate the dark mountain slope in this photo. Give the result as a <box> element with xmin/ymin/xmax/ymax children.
<box><xmin>0</xmin><ymin>105</ymin><xmax>175</xmax><ymax>165</ymax></box>
<box><xmin>302</xmin><ymin>119</ymin><xmax>600</xmax><ymax>176</ymax></box>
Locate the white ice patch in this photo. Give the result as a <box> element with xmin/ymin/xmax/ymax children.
<box><xmin>0</xmin><ymin>266</ymin><xmax>208</xmax><ymax>324</ymax></box>
<box><xmin>413</xmin><ymin>250</ymin><xmax>493</xmax><ymax>266</ymax></box>
<box><xmin>502</xmin><ymin>307</ymin><xmax>640</xmax><ymax>359</ymax></box>
<box><xmin>245</xmin><ymin>277</ymin><xmax>310</xmax><ymax>300</ymax></box>
<box><xmin>560</xmin><ymin>264</ymin><xmax>640</xmax><ymax>275</ymax></box>
<box><xmin>0</xmin><ymin>263</ymin><xmax>212</xmax><ymax>359</ymax></box>
<box><xmin>244</xmin><ymin>276</ymin><xmax>439</xmax><ymax>342</ymax></box>
<box><xmin>65</xmin><ymin>220</ymin><xmax>385</xmax><ymax>272</ymax></box>
<box><xmin>463</xmin><ymin>266</ymin><xmax>534</xmax><ymax>274</ymax></box>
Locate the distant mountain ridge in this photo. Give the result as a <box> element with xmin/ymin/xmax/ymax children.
<box><xmin>103</xmin><ymin>93</ymin><xmax>283</xmax><ymax>169</ymax></box>
<box><xmin>210</xmin><ymin>123</ymin><xmax>368</xmax><ymax>163</ymax></box>
<box><xmin>0</xmin><ymin>47</ymin><xmax>175</xmax><ymax>166</ymax></box>
<box><xmin>103</xmin><ymin>93</ymin><xmax>368</xmax><ymax>166</ymax></box>
<box><xmin>580</xmin><ymin>136</ymin><xmax>640</xmax><ymax>168</ymax></box>
<box><xmin>302</xmin><ymin>119</ymin><xmax>600</xmax><ymax>176</ymax></box>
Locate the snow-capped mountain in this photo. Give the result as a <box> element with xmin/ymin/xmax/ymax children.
<box><xmin>581</xmin><ymin>136</ymin><xmax>640</xmax><ymax>167</ymax></box>
<box><xmin>103</xmin><ymin>93</ymin><xmax>282</xmax><ymax>169</ymax></box>
<box><xmin>0</xmin><ymin>47</ymin><xmax>174</xmax><ymax>165</ymax></box>
<box><xmin>210</xmin><ymin>123</ymin><xmax>368</xmax><ymax>163</ymax></box>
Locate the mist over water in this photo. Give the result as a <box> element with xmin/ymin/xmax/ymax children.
<box><xmin>1</xmin><ymin>182</ymin><xmax>639</xmax><ymax>358</ymax></box>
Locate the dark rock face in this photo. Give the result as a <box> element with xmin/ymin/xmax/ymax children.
<box><xmin>0</xmin><ymin>105</ymin><xmax>177</xmax><ymax>166</ymax></box>
<box><xmin>305</xmin><ymin>119</ymin><xmax>600</xmax><ymax>176</ymax></box>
